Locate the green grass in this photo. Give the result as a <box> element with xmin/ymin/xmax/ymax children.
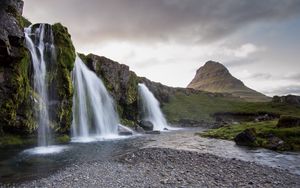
<box><xmin>199</xmin><ymin>121</ymin><xmax>300</xmax><ymax>151</ymax></box>
<box><xmin>163</xmin><ymin>93</ymin><xmax>300</xmax><ymax>123</ymax></box>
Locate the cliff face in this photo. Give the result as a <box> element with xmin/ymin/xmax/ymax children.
<box><xmin>187</xmin><ymin>61</ymin><xmax>270</xmax><ymax>102</ymax></box>
<box><xmin>82</xmin><ymin>54</ymin><xmax>139</xmax><ymax>126</ymax></box>
<box><xmin>273</xmin><ymin>95</ymin><xmax>300</xmax><ymax>106</ymax></box>
<box><xmin>0</xmin><ymin>0</ymin><xmax>33</xmax><ymax>134</ymax></box>
<box><xmin>0</xmin><ymin>0</ymin><xmax>76</xmax><ymax>135</ymax></box>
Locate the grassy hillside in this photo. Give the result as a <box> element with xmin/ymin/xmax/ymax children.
<box><xmin>162</xmin><ymin>93</ymin><xmax>300</xmax><ymax>123</ymax></box>
<box><xmin>199</xmin><ymin>120</ymin><xmax>300</xmax><ymax>151</ymax></box>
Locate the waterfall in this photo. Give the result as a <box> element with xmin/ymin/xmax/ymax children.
<box><xmin>71</xmin><ymin>55</ymin><xmax>119</xmax><ymax>142</ymax></box>
<box><xmin>24</xmin><ymin>24</ymin><xmax>55</xmax><ymax>147</ymax></box>
<box><xmin>138</xmin><ymin>83</ymin><xmax>169</xmax><ymax>131</ymax></box>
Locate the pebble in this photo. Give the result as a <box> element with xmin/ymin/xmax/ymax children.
<box><xmin>5</xmin><ymin>148</ymin><xmax>300</xmax><ymax>188</ymax></box>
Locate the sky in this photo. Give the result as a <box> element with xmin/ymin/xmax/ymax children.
<box><xmin>23</xmin><ymin>0</ymin><xmax>300</xmax><ymax>96</ymax></box>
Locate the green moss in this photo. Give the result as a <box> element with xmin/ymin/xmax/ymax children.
<box><xmin>78</xmin><ymin>53</ymin><xmax>88</xmax><ymax>64</ymax></box>
<box><xmin>126</xmin><ymin>73</ymin><xmax>138</xmax><ymax>104</ymax></box>
<box><xmin>199</xmin><ymin>121</ymin><xmax>300</xmax><ymax>151</ymax></box>
<box><xmin>0</xmin><ymin>49</ymin><xmax>35</xmax><ymax>134</ymax></box>
<box><xmin>277</xmin><ymin>115</ymin><xmax>300</xmax><ymax>128</ymax></box>
<box><xmin>120</xmin><ymin>119</ymin><xmax>135</xmax><ymax>127</ymax></box>
<box><xmin>51</xmin><ymin>23</ymin><xmax>76</xmax><ymax>134</ymax></box>
<box><xmin>18</xmin><ymin>16</ymin><xmax>31</xmax><ymax>28</ymax></box>
<box><xmin>56</xmin><ymin>134</ymin><xmax>70</xmax><ymax>144</ymax></box>
<box><xmin>52</xmin><ymin>23</ymin><xmax>76</xmax><ymax>71</ymax></box>
<box><xmin>0</xmin><ymin>134</ymin><xmax>36</xmax><ymax>148</ymax></box>
<box><xmin>6</xmin><ymin>5</ymin><xmax>32</xmax><ymax>28</ymax></box>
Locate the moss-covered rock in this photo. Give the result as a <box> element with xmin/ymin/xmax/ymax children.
<box><xmin>50</xmin><ymin>23</ymin><xmax>76</xmax><ymax>134</ymax></box>
<box><xmin>84</xmin><ymin>54</ymin><xmax>140</xmax><ymax>126</ymax></box>
<box><xmin>0</xmin><ymin>134</ymin><xmax>36</xmax><ymax>148</ymax></box>
<box><xmin>277</xmin><ymin>115</ymin><xmax>300</xmax><ymax>128</ymax></box>
<box><xmin>0</xmin><ymin>0</ymin><xmax>35</xmax><ymax>135</ymax></box>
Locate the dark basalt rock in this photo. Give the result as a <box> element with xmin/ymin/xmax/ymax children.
<box><xmin>266</xmin><ymin>134</ymin><xmax>285</xmax><ymax>150</ymax></box>
<box><xmin>138</xmin><ymin>120</ymin><xmax>154</xmax><ymax>131</ymax></box>
<box><xmin>134</xmin><ymin>125</ymin><xmax>145</xmax><ymax>133</ymax></box>
<box><xmin>0</xmin><ymin>0</ymin><xmax>24</xmax><ymax>60</ymax></box>
<box><xmin>273</xmin><ymin>95</ymin><xmax>300</xmax><ymax>106</ymax></box>
<box><xmin>0</xmin><ymin>0</ymin><xmax>35</xmax><ymax>134</ymax></box>
<box><xmin>277</xmin><ymin>115</ymin><xmax>300</xmax><ymax>128</ymax></box>
<box><xmin>84</xmin><ymin>54</ymin><xmax>139</xmax><ymax>126</ymax></box>
<box><xmin>234</xmin><ymin>128</ymin><xmax>256</xmax><ymax>146</ymax></box>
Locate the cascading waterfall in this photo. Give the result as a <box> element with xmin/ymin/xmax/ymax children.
<box><xmin>24</xmin><ymin>24</ymin><xmax>54</xmax><ymax>147</ymax></box>
<box><xmin>138</xmin><ymin>83</ymin><xmax>169</xmax><ymax>131</ymax></box>
<box><xmin>71</xmin><ymin>55</ymin><xmax>119</xmax><ymax>142</ymax></box>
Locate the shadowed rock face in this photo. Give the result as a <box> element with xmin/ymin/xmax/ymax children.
<box><xmin>0</xmin><ymin>0</ymin><xmax>34</xmax><ymax>134</ymax></box>
<box><xmin>84</xmin><ymin>54</ymin><xmax>139</xmax><ymax>125</ymax></box>
<box><xmin>187</xmin><ymin>61</ymin><xmax>270</xmax><ymax>102</ymax></box>
<box><xmin>0</xmin><ymin>0</ymin><xmax>24</xmax><ymax>61</ymax></box>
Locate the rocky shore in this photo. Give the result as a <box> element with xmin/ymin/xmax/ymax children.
<box><xmin>9</xmin><ymin>147</ymin><xmax>300</xmax><ymax>188</ymax></box>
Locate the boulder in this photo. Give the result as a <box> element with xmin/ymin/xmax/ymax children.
<box><xmin>266</xmin><ymin>134</ymin><xmax>285</xmax><ymax>150</ymax></box>
<box><xmin>234</xmin><ymin>128</ymin><xmax>256</xmax><ymax>146</ymax></box>
<box><xmin>138</xmin><ymin>120</ymin><xmax>154</xmax><ymax>131</ymax></box>
<box><xmin>134</xmin><ymin>125</ymin><xmax>145</xmax><ymax>133</ymax></box>
<box><xmin>277</xmin><ymin>115</ymin><xmax>300</xmax><ymax>128</ymax></box>
<box><xmin>255</xmin><ymin>114</ymin><xmax>273</xmax><ymax>122</ymax></box>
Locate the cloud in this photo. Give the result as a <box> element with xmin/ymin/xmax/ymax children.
<box><xmin>223</xmin><ymin>57</ymin><xmax>259</xmax><ymax>68</ymax></box>
<box><xmin>284</xmin><ymin>73</ymin><xmax>300</xmax><ymax>81</ymax></box>
<box><xmin>23</xmin><ymin>0</ymin><xmax>300</xmax><ymax>45</ymax></box>
<box><xmin>263</xmin><ymin>85</ymin><xmax>300</xmax><ymax>96</ymax></box>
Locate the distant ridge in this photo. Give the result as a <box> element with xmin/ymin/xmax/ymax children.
<box><xmin>187</xmin><ymin>61</ymin><xmax>270</xmax><ymax>102</ymax></box>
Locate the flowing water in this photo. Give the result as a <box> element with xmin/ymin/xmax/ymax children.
<box><xmin>138</xmin><ymin>83</ymin><xmax>169</xmax><ymax>131</ymax></box>
<box><xmin>0</xmin><ymin>129</ymin><xmax>299</xmax><ymax>184</ymax></box>
<box><xmin>71</xmin><ymin>56</ymin><xmax>119</xmax><ymax>142</ymax></box>
<box><xmin>24</xmin><ymin>24</ymin><xmax>54</xmax><ymax>147</ymax></box>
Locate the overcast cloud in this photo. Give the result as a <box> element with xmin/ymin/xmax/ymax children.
<box><xmin>23</xmin><ymin>0</ymin><xmax>300</xmax><ymax>96</ymax></box>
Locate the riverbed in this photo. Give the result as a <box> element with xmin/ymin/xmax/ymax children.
<box><xmin>0</xmin><ymin>128</ymin><xmax>299</xmax><ymax>186</ymax></box>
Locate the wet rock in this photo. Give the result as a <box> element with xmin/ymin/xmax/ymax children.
<box><xmin>138</xmin><ymin>120</ymin><xmax>153</xmax><ymax>131</ymax></box>
<box><xmin>234</xmin><ymin>128</ymin><xmax>256</xmax><ymax>146</ymax></box>
<box><xmin>134</xmin><ymin>125</ymin><xmax>145</xmax><ymax>133</ymax></box>
<box><xmin>119</xmin><ymin>131</ymin><xmax>133</xmax><ymax>136</ymax></box>
<box><xmin>266</xmin><ymin>134</ymin><xmax>285</xmax><ymax>150</ymax></box>
<box><xmin>145</xmin><ymin>130</ymin><xmax>160</xmax><ymax>134</ymax></box>
<box><xmin>85</xmin><ymin>54</ymin><xmax>139</xmax><ymax>125</ymax></box>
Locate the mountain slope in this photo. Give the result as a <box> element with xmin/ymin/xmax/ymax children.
<box><xmin>187</xmin><ymin>61</ymin><xmax>270</xmax><ymax>102</ymax></box>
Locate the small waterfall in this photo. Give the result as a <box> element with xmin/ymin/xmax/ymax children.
<box><xmin>25</xmin><ymin>24</ymin><xmax>55</xmax><ymax>147</ymax></box>
<box><xmin>71</xmin><ymin>56</ymin><xmax>119</xmax><ymax>142</ymax></box>
<box><xmin>138</xmin><ymin>83</ymin><xmax>169</xmax><ymax>131</ymax></box>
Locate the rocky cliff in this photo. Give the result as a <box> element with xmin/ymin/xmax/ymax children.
<box><xmin>0</xmin><ymin>0</ymin><xmax>76</xmax><ymax>136</ymax></box>
<box><xmin>187</xmin><ymin>61</ymin><xmax>270</xmax><ymax>102</ymax></box>
<box><xmin>81</xmin><ymin>54</ymin><xmax>139</xmax><ymax>126</ymax></box>
<box><xmin>0</xmin><ymin>0</ymin><xmax>33</xmax><ymax>134</ymax></box>
<box><xmin>272</xmin><ymin>95</ymin><xmax>300</xmax><ymax>106</ymax></box>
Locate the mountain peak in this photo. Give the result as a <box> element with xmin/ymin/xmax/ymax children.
<box><xmin>188</xmin><ymin>61</ymin><xmax>270</xmax><ymax>102</ymax></box>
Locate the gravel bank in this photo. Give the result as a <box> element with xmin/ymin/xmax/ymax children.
<box><xmin>8</xmin><ymin>148</ymin><xmax>300</xmax><ymax>188</ymax></box>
